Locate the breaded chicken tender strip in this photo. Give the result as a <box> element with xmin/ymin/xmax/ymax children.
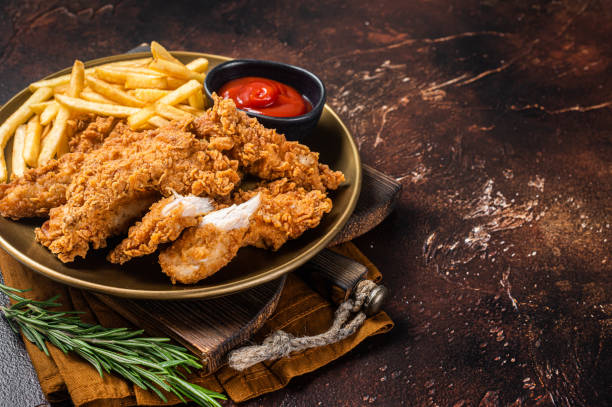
<box><xmin>193</xmin><ymin>95</ymin><xmax>345</xmax><ymax>191</ymax></box>
<box><xmin>159</xmin><ymin>179</ymin><xmax>332</xmax><ymax>284</ymax></box>
<box><xmin>159</xmin><ymin>194</ymin><xmax>262</xmax><ymax>284</ymax></box>
<box><xmin>108</xmin><ymin>193</ymin><xmax>215</xmax><ymax>264</ymax></box>
<box><xmin>36</xmin><ymin>122</ymin><xmax>241</xmax><ymax>263</ymax></box>
<box><xmin>0</xmin><ymin>116</ymin><xmax>117</xmax><ymax>219</ymax></box>
<box><xmin>238</xmin><ymin>179</ymin><xmax>333</xmax><ymax>250</ymax></box>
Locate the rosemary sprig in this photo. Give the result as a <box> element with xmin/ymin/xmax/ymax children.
<box><xmin>0</xmin><ymin>283</ymin><xmax>225</xmax><ymax>407</ymax></box>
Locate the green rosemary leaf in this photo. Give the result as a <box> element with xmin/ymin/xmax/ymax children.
<box><xmin>144</xmin><ymin>379</ymin><xmax>169</xmax><ymax>403</ymax></box>
<box><xmin>75</xmin><ymin>348</ymin><xmax>105</xmax><ymax>377</ymax></box>
<box><xmin>167</xmin><ymin>376</ymin><xmax>225</xmax><ymax>407</ymax></box>
<box><xmin>132</xmin><ymin>365</ymin><xmax>173</xmax><ymax>391</ymax></box>
<box><xmin>79</xmin><ymin>327</ymin><xmax>132</xmax><ymax>339</ymax></box>
<box><xmin>95</xmin><ymin>341</ymin><xmax>141</xmax><ymax>357</ymax></box>
<box><xmin>158</xmin><ymin>359</ymin><xmax>192</xmax><ymax>369</ymax></box>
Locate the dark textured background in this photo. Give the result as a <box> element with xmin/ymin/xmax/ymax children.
<box><xmin>0</xmin><ymin>1</ymin><xmax>611</xmax><ymax>406</ymax></box>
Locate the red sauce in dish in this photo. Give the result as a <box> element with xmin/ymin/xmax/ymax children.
<box><xmin>219</xmin><ymin>77</ymin><xmax>312</xmax><ymax>117</ymax></box>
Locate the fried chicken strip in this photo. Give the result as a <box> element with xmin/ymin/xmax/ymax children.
<box><xmin>159</xmin><ymin>179</ymin><xmax>332</xmax><ymax>284</ymax></box>
<box><xmin>0</xmin><ymin>116</ymin><xmax>117</xmax><ymax>219</ymax></box>
<box><xmin>108</xmin><ymin>193</ymin><xmax>215</xmax><ymax>264</ymax></box>
<box><xmin>159</xmin><ymin>193</ymin><xmax>261</xmax><ymax>284</ymax></box>
<box><xmin>193</xmin><ymin>95</ymin><xmax>345</xmax><ymax>191</ymax></box>
<box><xmin>36</xmin><ymin>122</ymin><xmax>241</xmax><ymax>262</ymax></box>
<box><xmin>238</xmin><ymin>179</ymin><xmax>333</xmax><ymax>250</ymax></box>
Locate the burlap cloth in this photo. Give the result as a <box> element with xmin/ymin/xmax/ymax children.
<box><xmin>0</xmin><ymin>242</ymin><xmax>393</xmax><ymax>405</ymax></box>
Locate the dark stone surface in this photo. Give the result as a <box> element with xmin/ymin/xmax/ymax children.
<box><xmin>0</xmin><ymin>1</ymin><xmax>610</xmax><ymax>406</ymax></box>
<box><xmin>0</xmin><ymin>274</ymin><xmax>47</xmax><ymax>407</ymax></box>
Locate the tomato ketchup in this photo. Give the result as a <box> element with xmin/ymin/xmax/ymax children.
<box><xmin>219</xmin><ymin>77</ymin><xmax>312</xmax><ymax>117</ymax></box>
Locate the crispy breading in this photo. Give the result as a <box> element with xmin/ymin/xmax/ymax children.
<box><xmin>238</xmin><ymin>178</ymin><xmax>333</xmax><ymax>250</ymax></box>
<box><xmin>36</xmin><ymin>123</ymin><xmax>241</xmax><ymax>262</ymax></box>
<box><xmin>0</xmin><ymin>152</ymin><xmax>85</xmax><ymax>219</ymax></box>
<box><xmin>0</xmin><ymin>116</ymin><xmax>117</xmax><ymax>219</ymax></box>
<box><xmin>193</xmin><ymin>95</ymin><xmax>345</xmax><ymax>191</ymax></box>
<box><xmin>108</xmin><ymin>194</ymin><xmax>215</xmax><ymax>264</ymax></box>
<box><xmin>68</xmin><ymin>115</ymin><xmax>117</xmax><ymax>153</ymax></box>
<box><xmin>159</xmin><ymin>179</ymin><xmax>332</xmax><ymax>284</ymax></box>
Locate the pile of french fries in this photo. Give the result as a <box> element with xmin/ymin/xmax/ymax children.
<box><xmin>0</xmin><ymin>41</ymin><xmax>209</xmax><ymax>183</ymax></box>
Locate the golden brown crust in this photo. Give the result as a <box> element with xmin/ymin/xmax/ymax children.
<box><xmin>0</xmin><ymin>152</ymin><xmax>84</xmax><ymax>219</ymax></box>
<box><xmin>193</xmin><ymin>95</ymin><xmax>345</xmax><ymax>191</ymax></box>
<box><xmin>238</xmin><ymin>179</ymin><xmax>333</xmax><ymax>250</ymax></box>
<box><xmin>68</xmin><ymin>115</ymin><xmax>117</xmax><ymax>153</ymax></box>
<box><xmin>107</xmin><ymin>197</ymin><xmax>198</xmax><ymax>264</ymax></box>
<box><xmin>36</xmin><ymin>124</ymin><xmax>241</xmax><ymax>262</ymax></box>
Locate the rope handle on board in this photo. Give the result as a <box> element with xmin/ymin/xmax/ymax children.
<box><xmin>228</xmin><ymin>280</ymin><xmax>388</xmax><ymax>371</ymax></box>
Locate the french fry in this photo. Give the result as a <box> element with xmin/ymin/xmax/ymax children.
<box><xmin>40</xmin><ymin>101</ymin><xmax>60</xmax><ymax>126</ymax></box>
<box><xmin>86</xmin><ymin>76</ymin><xmax>145</xmax><ymax>107</ymax></box>
<box><xmin>0</xmin><ymin>153</ymin><xmax>6</xmax><ymax>184</ymax></box>
<box><xmin>95</xmin><ymin>66</ymin><xmax>163</xmax><ymax>84</ymax></box>
<box><xmin>95</xmin><ymin>66</ymin><xmax>163</xmax><ymax>85</ymax></box>
<box><xmin>127</xmin><ymin>80</ymin><xmax>202</xmax><ymax>129</ymax></box>
<box><xmin>128</xmin><ymin>88</ymin><xmax>170</xmax><ymax>103</ymax></box>
<box><xmin>29</xmin><ymin>75</ymin><xmax>71</xmax><ymax>91</ymax></box>
<box><xmin>149</xmin><ymin>59</ymin><xmax>205</xmax><ymax>82</ymax></box>
<box><xmin>28</xmin><ymin>67</ymin><xmax>95</xmax><ymax>91</ymax></box>
<box><xmin>185</xmin><ymin>58</ymin><xmax>209</xmax><ymax>73</ymax></box>
<box><xmin>0</xmin><ymin>86</ymin><xmax>53</xmax><ymax>182</ymax></box>
<box><xmin>106</xmin><ymin>57</ymin><xmax>152</xmax><ymax>67</ymax></box>
<box><xmin>29</xmin><ymin>60</ymin><xmax>152</xmax><ymax>91</ymax></box>
<box><xmin>29</xmin><ymin>102</ymin><xmax>52</xmax><ymax>114</ymax></box>
<box><xmin>38</xmin><ymin>61</ymin><xmax>85</xmax><ymax>166</ymax></box>
<box><xmin>155</xmin><ymin>104</ymin><xmax>192</xmax><ymax>121</ymax></box>
<box><xmin>11</xmin><ymin>125</ymin><xmax>27</xmax><ymax>178</ymax></box>
<box><xmin>150</xmin><ymin>41</ymin><xmax>182</xmax><ymax>65</ymax></box>
<box><xmin>57</xmin><ymin>131</ymin><xmax>69</xmax><ymax>157</ymax></box>
<box><xmin>177</xmin><ymin>103</ymin><xmax>205</xmax><ymax>116</ymax></box>
<box><xmin>68</xmin><ymin>60</ymin><xmax>85</xmax><ymax>97</ymax></box>
<box><xmin>111</xmin><ymin>67</ymin><xmax>167</xmax><ymax>76</ymax></box>
<box><xmin>94</xmin><ymin>67</ymin><xmax>127</xmax><ymax>84</ymax></box>
<box><xmin>23</xmin><ymin>115</ymin><xmax>42</xmax><ymax>167</ymax></box>
<box><xmin>80</xmin><ymin>89</ymin><xmax>117</xmax><ymax>105</ymax></box>
<box><xmin>127</xmin><ymin>106</ymin><xmax>155</xmax><ymax>130</ymax></box>
<box><xmin>40</xmin><ymin>124</ymin><xmax>51</xmax><ymax>141</ymax></box>
<box><xmin>148</xmin><ymin>115</ymin><xmax>170</xmax><ymax>128</ymax></box>
<box><xmin>0</xmin><ymin>87</ymin><xmax>53</xmax><ymax>149</ymax></box>
<box><xmin>157</xmin><ymin>80</ymin><xmax>203</xmax><ymax>105</ymax></box>
<box><xmin>55</xmin><ymin>94</ymin><xmax>140</xmax><ymax>117</ymax></box>
<box><xmin>124</xmin><ymin>73</ymin><xmax>168</xmax><ymax>89</ymax></box>
<box><xmin>166</xmin><ymin>77</ymin><xmax>186</xmax><ymax>89</ymax></box>
<box><xmin>53</xmin><ymin>83</ymin><xmax>70</xmax><ymax>95</ymax></box>
<box><xmin>188</xmin><ymin>90</ymin><xmax>205</xmax><ymax>109</ymax></box>
<box><xmin>38</xmin><ymin>107</ymin><xmax>69</xmax><ymax>166</ymax></box>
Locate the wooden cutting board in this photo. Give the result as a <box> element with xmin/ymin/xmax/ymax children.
<box><xmin>97</xmin><ymin>164</ymin><xmax>401</xmax><ymax>373</ymax></box>
<box><xmin>97</xmin><ymin>277</ymin><xmax>285</xmax><ymax>373</ymax></box>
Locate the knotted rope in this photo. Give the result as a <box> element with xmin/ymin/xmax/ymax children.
<box><xmin>228</xmin><ymin>279</ymin><xmax>377</xmax><ymax>371</ymax></box>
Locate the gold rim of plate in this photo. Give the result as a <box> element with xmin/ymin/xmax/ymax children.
<box><xmin>0</xmin><ymin>51</ymin><xmax>362</xmax><ymax>300</ymax></box>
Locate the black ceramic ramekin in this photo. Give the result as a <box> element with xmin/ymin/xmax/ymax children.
<box><xmin>204</xmin><ymin>59</ymin><xmax>326</xmax><ymax>141</ymax></box>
